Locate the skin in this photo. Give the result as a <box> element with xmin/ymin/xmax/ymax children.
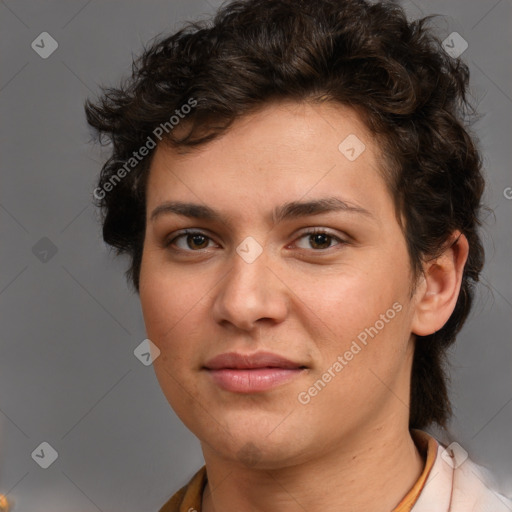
<box><xmin>139</xmin><ymin>100</ymin><xmax>468</xmax><ymax>512</ymax></box>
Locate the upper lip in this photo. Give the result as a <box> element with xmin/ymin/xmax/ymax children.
<box><xmin>203</xmin><ymin>351</ymin><xmax>306</xmax><ymax>370</ymax></box>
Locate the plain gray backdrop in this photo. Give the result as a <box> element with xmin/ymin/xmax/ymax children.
<box><xmin>1</xmin><ymin>1</ymin><xmax>511</xmax><ymax>511</ymax></box>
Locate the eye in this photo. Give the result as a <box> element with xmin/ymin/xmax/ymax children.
<box><xmin>293</xmin><ymin>229</ymin><xmax>345</xmax><ymax>251</ymax></box>
<box><xmin>164</xmin><ymin>228</ymin><xmax>347</xmax><ymax>253</ymax></box>
<box><xmin>166</xmin><ymin>230</ymin><xmax>217</xmax><ymax>251</ymax></box>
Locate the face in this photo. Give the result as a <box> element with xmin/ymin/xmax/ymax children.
<box><xmin>139</xmin><ymin>100</ymin><xmax>420</xmax><ymax>469</ymax></box>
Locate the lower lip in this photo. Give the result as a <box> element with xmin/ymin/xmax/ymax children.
<box><xmin>206</xmin><ymin>368</ymin><xmax>306</xmax><ymax>393</ymax></box>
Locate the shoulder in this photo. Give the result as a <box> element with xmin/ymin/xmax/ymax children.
<box><xmin>412</xmin><ymin>434</ymin><xmax>512</xmax><ymax>512</ymax></box>
<box><xmin>451</xmin><ymin>455</ymin><xmax>512</xmax><ymax>512</ymax></box>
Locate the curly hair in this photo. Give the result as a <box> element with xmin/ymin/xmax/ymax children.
<box><xmin>85</xmin><ymin>0</ymin><xmax>485</xmax><ymax>430</ymax></box>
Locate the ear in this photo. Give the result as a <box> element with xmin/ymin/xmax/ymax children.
<box><xmin>411</xmin><ymin>231</ymin><xmax>469</xmax><ymax>336</ymax></box>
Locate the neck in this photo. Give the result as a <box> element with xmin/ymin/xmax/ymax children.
<box><xmin>201</xmin><ymin>423</ymin><xmax>425</xmax><ymax>512</ymax></box>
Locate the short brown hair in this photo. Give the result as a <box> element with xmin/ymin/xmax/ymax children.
<box><xmin>85</xmin><ymin>0</ymin><xmax>485</xmax><ymax>430</ymax></box>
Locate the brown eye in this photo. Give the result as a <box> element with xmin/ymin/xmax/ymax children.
<box><xmin>308</xmin><ymin>233</ymin><xmax>333</xmax><ymax>250</ymax></box>
<box><xmin>166</xmin><ymin>231</ymin><xmax>215</xmax><ymax>251</ymax></box>
<box><xmin>294</xmin><ymin>229</ymin><xmax>345</xmax><ymax>251</ymax></box>
<box><xmin>185</xmin><ymin>233</ymin><xmax>209</xmax><ymax>250</ymax></box>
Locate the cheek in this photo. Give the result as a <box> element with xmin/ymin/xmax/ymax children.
<box><xmin>299</xmin><ymin>255</ymin><xmax>412</xmax><ymax>372</ymax></box>
<box><xmin>139</xmin><ymin>269</ymin><xmax>206</xmax><ymax>411</ymax></box>
<box><xmin>139</xmin><ymin>257</ymin><xmax>205</xmax><ymax>345</ymax></box>
<box><xmin>295</xmin><ymin>262</ymin><xmax>401</xmax><ymax>330</ymax></box>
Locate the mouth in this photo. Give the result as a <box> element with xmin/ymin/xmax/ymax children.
<box><xmin>203</xmin><ymin>352</ymin><xmax>308</xmax><ymax>393</ymax></box>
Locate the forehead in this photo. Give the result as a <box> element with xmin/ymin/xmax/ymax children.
<box><xmin>169</xmin><ymin>100</ymin><xmax>377</xmax><ymax>160</ymax></box>
<box><xmin>145</xmin><ymin>100</ymin><xmax>392</xmax><ymax>223</ymax></box>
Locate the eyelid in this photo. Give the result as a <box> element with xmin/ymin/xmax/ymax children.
<box><xmin>164</xmin><ymin>229</ymin><xmax>217</xmax><ymax>249</ymax></box>
<box><xmin>290</xmin><ymin>227</ymin><xmax>347</xmax><ymax>250</ymax></box>
<box><xmin>294</xmin><ymin>226</ymin><xmax>346</xmax><ymax>239</ymax></box>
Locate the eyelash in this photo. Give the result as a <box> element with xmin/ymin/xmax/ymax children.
<box><xmin>164</xmin><ymin>228</ymin><xmax>347</xmax><ymax>253</ymax></box>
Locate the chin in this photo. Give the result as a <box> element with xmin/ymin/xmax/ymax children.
<box><xmin>201</xmin><ymin>425</ymin><xmax>312</xmax><ymax>470</ymax></box>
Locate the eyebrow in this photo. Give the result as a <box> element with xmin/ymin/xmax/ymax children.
<box><xmin>150</xmin><ymin>196</ymin><xmax>374</xmax><ymax>225</ymax></box>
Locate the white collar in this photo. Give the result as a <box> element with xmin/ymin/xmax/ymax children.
<box><xmin>412</xmin><ymin>442</ymin><xmax>512</xmax><ymax>511</ymax></box>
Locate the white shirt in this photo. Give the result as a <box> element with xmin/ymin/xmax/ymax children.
<box><xmin>412</xmin><ymin>442</ymin><xmax>512</xmax><ymax>511</ymax></box>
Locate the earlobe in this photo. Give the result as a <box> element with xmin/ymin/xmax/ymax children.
<box><xmin>411</xmin><ymin>231</ymin><xmax>469</xmax><ymax>336</ymax></box>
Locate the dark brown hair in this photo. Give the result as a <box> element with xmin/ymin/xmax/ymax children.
<box><xmin>85</xmin><ymin>0</ymin><xmax>485</xmax><ymax>430</ymax></box>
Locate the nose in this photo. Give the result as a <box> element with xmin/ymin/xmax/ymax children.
<box><xmin>211</xmin><ymin>244</ymin><xmax>289</xmax><ymax>332</ymax></box>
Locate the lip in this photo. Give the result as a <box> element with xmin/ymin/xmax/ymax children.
<box><xmin>204</xmin><ymin>351</ymin><xmax>305</xmax><ymax>370</ymax></box>
<box><xmin>203</xmin><ymin>351</ymin><xmax>308</xmax><ymax>393</ymax></box>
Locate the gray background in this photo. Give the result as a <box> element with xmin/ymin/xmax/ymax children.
<box><xmin>0</xmin><ymin>1</ymin><xmax>511</xmax><ymax>511</ymax></box>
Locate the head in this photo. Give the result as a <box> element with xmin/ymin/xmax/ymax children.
<box><xmin>85</xmin><ymin>0</ymin><xmax>484</xmax><ymax>463</ymax></box>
